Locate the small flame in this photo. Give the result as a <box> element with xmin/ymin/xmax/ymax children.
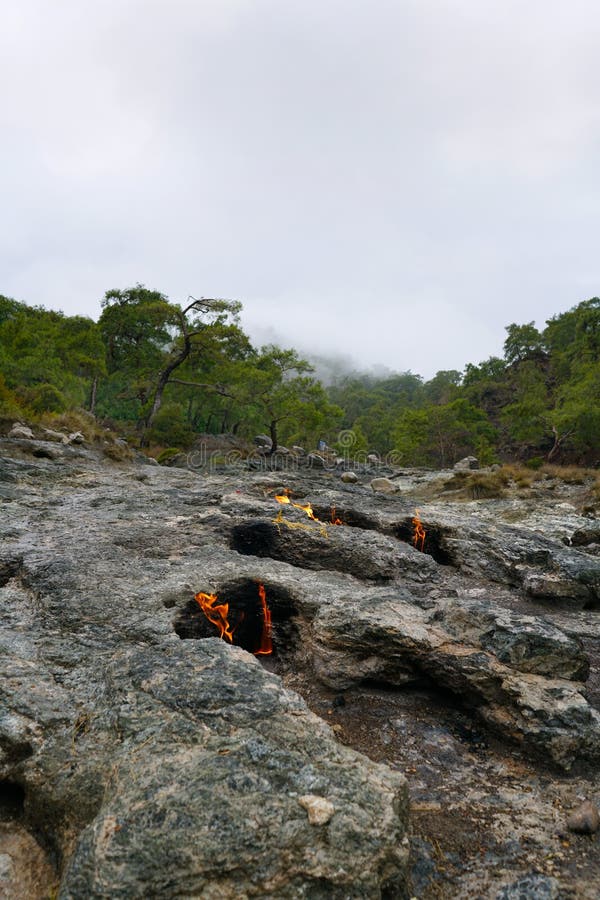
<box><xmin>412</xmin><ymin>509</ymin><xmax>426</xmax><ymax>552</ymax></box>
<box><xmin>194</xmin><ymin>591</ymin><xmax>234</xmax><ymax>643</ymax></box>
<box><xmin>275</xmin><ymin>492</ymin><xmax>320</xmax><ymax>522</ymax></box>
<box><xmin>330</xmin><ymin>506</ymin><xmax>343</xmax><ymax>526</ymax></box>
<box><xmin>193</xmin><ymin>585</ymin><xmax>272</xmax><ymax>656</ymax></box>
<box><xmin>255</xmin><ymin>582</ymin><xmax>272</xmax><ymax>655</ymax></box>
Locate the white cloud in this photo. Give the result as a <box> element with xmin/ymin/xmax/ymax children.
<box><xmin>2</xmin><ymin>0</ymin><xmax>600</xmax><ymax>378</ymax></box>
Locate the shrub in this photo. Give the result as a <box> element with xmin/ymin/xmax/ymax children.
<box><xmin>28</xmin><ymin>383</ymin><xmax>67</xmax><ymax>414</ymax></box>
<box><xmin>103</xmin><ymin>440</ymin><xmax>134</xmax><ymax>462</ymax></box>
<box><xmin>466</xmin><ymin>473</ymin><xmax>507</xmax><ymax>499</ymax></box>
<box><xmin>41</xmin><ymin>409</ymin><xmax>103</xmax><ymax>443</ymax></box>
<box><xmin>0</xmin><ymin>374</ymin><xmax>23</xmax><ymax>417</ymax></box>
<box><xmin>157</xmin><ymin>447</ymin><xmax>183</xmax><ymax>465</ymax></box>
<box><xmin>525</xmin><ymin>456</ymin><xmax>544</xmax><ymax>470</ymax></box>
<box><xmin>147</xmin><ymin>402</ymin><xmax>195</xmax><ymax>449</ymax></box>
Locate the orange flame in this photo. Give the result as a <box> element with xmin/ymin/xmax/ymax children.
<box><xmin>194</xmin><ymin>591</ymin><xmax>234</xmax><ymax>643</ymax></box>
<box><xmin>275</xmin><ymin>492</ymin><xmax>320</xmax><ymax>522</ymax></box>
<box><xmin>412</xmin><ymin>509</ymin><xmax>426</xmax><ymax>552</ymax></box>
<box><xmin>255</xmin><ymin>582</ymin><xmax>272</xmax><ymax>655</ymax></box>
<box><xmin>193</xmin><ymin>585</ymin><xmax>273</xmax><ymax>656</ymax></box>
<box><xmin>330</xmin><ymin>506</ymin><xmax>343</xmax><ymax>526</ymax></box>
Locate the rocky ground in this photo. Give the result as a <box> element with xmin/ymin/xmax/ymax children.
<box><xmin>0</xmin><ymin>432</ymin><xmax>599</xmax><ymax>898</ymax></box>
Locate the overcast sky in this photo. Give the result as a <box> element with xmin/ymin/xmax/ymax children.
<box><xmin>2</xmin><ymin>1</ymin><xmax>600</xmax><ymax>378</ymax></box>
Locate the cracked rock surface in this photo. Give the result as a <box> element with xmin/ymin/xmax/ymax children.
<box><xmin>1</xmin><ymin>438</ymin><xmax>599</xmax><ymax>897</ymax></box>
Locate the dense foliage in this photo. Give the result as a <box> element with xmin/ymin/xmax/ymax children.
<box><xmin>1</xmin><ymin>287</ymin><xmax>598</xmax><ymax>465</ymax></box>
<box><xmin>0</xmin><ymin>287</ymin><xmax>341</xmax><ymax>452</ymax></box>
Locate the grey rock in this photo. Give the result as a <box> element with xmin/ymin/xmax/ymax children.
<box><xmin>43</xmin><ymin>428</ymin><xmax>69</xmax><ymax>443</ymax></box>
<box><xmin>341</xmin><ymin>471</ymin><xmax>358</xmax><ymax>483</ymax></box>
<box><xmin>2</xmin><ymin>441</ymin><xmax>600</xmax><ymax>896</ymax></box>
<box><xmin>496</xmin><ymin>873</ymin><xmax>560</xmax><ymax>899</ymax></box>
<box><xmin>430</xmin><ymin>598</ymin><xmax>589</xmax><ymax>680</ymax></box>
<box><xmin>8</xmin><ymin>423</ymin><xmax>34</xmax><ymax>439</ymax></box>
<box><xmin>566</xmin><ymin>799</ymin><xmax>600</xmax><ymax>833</ymax></box>
<box><xmin>422</xmin><ymin>513</ymin><xmax>600</xmax><ymax>608</ymax></box>
<box><xmin>254</xmin><ymin>434</ymin><xmax>273</xmax><ymax>448</ymax></box>
<box><xmin>0</xmin><ymin>451</ymin><xmax>410</xmax><ymax>897</ymax></box>
<box><xmin>367</xmin><ymin>454</ymin><xmax>380</xmax><ymax>464</ymax></box>
<box><xmin>370</xmin><ymin>477</ymin><xmax>399</xmax><ymax>494</ymax></box>
<box><xmin>306</xmin><ymin>453</ymin><xmax>327</xmax><ymax>468</ymax></box>
<box><xmin>571</xmin><ymin>525</ymin><xmax>600</xmax><ymax>547</ymax></box>
<box><xmin>231</xmin><ymin>517</ymin><xmax>438</xmax><ymax>584</ymax></box>
<box><xmin>312</xmin><ymin>595</ymin><xmax>600</xmax><ymax>768</ymax></box>
<box><xmin>58</xmin><ymin>643</ymin><xmax>408</xmax><ymax>899</ymax></box>
<box><xmin>454</xmin><ymin>456</ymin><xmax>480</xmax><ymax>470</ymax></box>
<box><xmin>67</xmin><ymin>431</ymin><xmax>85</xmax><ymax>444</ymax></box>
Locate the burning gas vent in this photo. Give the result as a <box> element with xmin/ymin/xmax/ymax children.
<box><xmin>173</xmin><ymin>579</ymin><xmax>300</xmax><ymax>659</ymax></box>
<box><xmin>395</xmin><ymin>513</ymin><xmax>455</xmax><ymax>566</ymax></box>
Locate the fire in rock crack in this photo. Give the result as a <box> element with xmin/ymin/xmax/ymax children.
<box><xmin>193</xmin><ymin>583</ymin><xmax>273</xmax><ymax>655</ymax></box>
<box><xmin>274</xmin><ymin>491</ymin><xmax>343</xmax><ymax>526</ymax></box>
<box><xmin>255</xmin><ymin>582</ymin><xmax>273</xmax><ymax>656</ymax></box>
<box><xmin>274</xmin><ymin>492</ymin><xmax>319</xmax><ymax>522</ymax></box>
<box><xmin>412</xmin><ymin>509</ymin><xmax>427</xmax><ymax>552</ymax></box>
<box><xmin>193</xmin><ymin>591</ymin><xmax>234</xmax><ymax>643</ymax></box>
<box><xmin>330</xmin><ymin>506</ymin><xmax>343</xmax><ymax>526</ymax></box>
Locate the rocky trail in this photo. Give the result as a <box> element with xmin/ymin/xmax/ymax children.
<box><xmin>0</xmin><ymin>434</ymin><xmax>599</xmax><ymax>898</ymax></box>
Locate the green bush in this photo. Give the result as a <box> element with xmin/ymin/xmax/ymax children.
<box><xmin>28</xmin><ymin>383</ymin><xmax>67</xmax><ymax>414</ymax></box>
<box><xmin>157</xmin><ymin>447</ymin><xmax>183</xmax><ymax>465</ymax></box>
<box><xmin>0</xmin><ymin>373</ymin><xmax>23</xmax><ymax>417</ymax></box>
<box><xmin>147</xmin><ymin>402</ymin><xmax>195</xmax><ymax>449</ymax></box>
<box><xmin>525</xmin><ymin>456</ymin><xmax>544</xmax><ymax>470</ymax></box>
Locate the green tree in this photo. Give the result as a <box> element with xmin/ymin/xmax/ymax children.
<box><xmin>549</xmin><ymin>359</ymin><xmax>600</xmax><ymax>460</ymax></box>
<box><xmin>500</xmin><ymin>360</ymin><xmax>551</xmax><ymax>445</ymax></box>
<box><xmin>423</xmin><ymin>369</ymin><xmax>462</xmax><ymax>405</ymax></box>
<box><xmin>242</xmin><ymin>346</ymin><xmax>341</xmax><ymax>450</ymax></box>
<box><xmin>394</xmin><ymin>399</ymin><xmax>496</xmax><ymax>467</ymax></box>
<box><xmin>0</xmin><ymin>298</ymin><xmax>105</xmax><ymax>412</ymax></box>
<box><xmin>503</xmin><ymin>322</ymin><xmax>545</xmax><ymax>364</ymax></box>
<box><xmin>98</xmin><ymin>286</ymin><xmax>241</xmax><ymax>442</ymax></box>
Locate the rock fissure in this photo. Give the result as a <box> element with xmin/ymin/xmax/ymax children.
<box><xmin>1</xmin><ymin>441</ymin><xmax>600</xmax><ymax>897</ymax></box>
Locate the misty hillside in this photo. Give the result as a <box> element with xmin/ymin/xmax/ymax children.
<box><xmin>1</xmin><ymin>288</ymin><xmax>599</xmax><ymax>466</ymax></box>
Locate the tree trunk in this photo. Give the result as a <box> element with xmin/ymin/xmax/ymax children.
<box><xmin>269</xmin><ymin>419</ymin><xmax>278</xmax><ymax>452</ymax></box>
<box><xmin>140</xmin><ymin>297</ymin><xmax>236</xmax><ymax>446</ymax></box>
<box><xmin>547</xmin><ymin>425</ymin><xmax>574</xmax><ymax>462</ymax></box>
<box><xmin>141</xmin><ymin>370</ymin><xmax>172</xmax><ymax>446</ymax></box>
<box><xmin>89</xmin><ymin>376</ymin><xmax>98</xmax><ymax>416</ymax></box>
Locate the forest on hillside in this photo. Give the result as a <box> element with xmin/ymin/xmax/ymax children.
<box><xmin>0</xmin><ymin>286</ymin><xmax>599</xmax><ymax>467</ymax></box>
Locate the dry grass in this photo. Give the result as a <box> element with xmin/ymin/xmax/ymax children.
<box><xmin>438</xmin><ymin>463</ymin><xmax>565</xmax><ymax>500</ymax></box>
<box><xmin>40</xmin><ymin>410</ymin><xmax>105</xmax><ymax>443</ymax></box>
<box><xmin>102</xmin><ymin>440</ymin><xmax>134</xmax><ymax>462</ymax></box>
<box><xmin>540</xmin><ymin>464</ymin><xmax>596</xmax><ymax>485</ymax></box>
<box><xmin>440</xmin><ymin>470</ymin><xmax>508</xmax><ymax>499</ymax></box>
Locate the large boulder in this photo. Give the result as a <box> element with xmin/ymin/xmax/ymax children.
<box><xmin>311</xmin><ymin>594</ymin><xmax>600</xmax><ymax>768</ymax></box>
<box><xmin>58</xmin><ymin>642</ymin><xmax>409</xmax><ymax>898</ymax></box>
<box><xmin>8</xmin><ymin>423</ymin><xmax>34</xmax><ymax>439</ymax></box>
<box><xmin>370</xmin><ymin>477</ymin><xmax>399</xmax><ymax>494</ymax></box>
<box><xmin>454</xmin><ymin>456</ymin><xmax>479</xmax><ymax>471</ymax></box>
